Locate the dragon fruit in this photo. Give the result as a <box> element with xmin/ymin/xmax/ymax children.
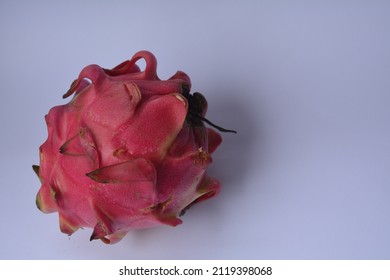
<box><xmin>33</xmin><ymin>50</ymin><xmax>235</xmax><ymax>244</ymax></box>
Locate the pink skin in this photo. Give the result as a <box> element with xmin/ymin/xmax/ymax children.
<box><xmin>35</xmin><ymin>51</ymin><xmax>222</xmax><ymax>244</ymax></box>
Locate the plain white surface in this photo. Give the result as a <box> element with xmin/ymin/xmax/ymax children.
<box><xmin>1</xmin><ymin>0</ymin><xmax>389</xmax><ymax>259</ymax></box>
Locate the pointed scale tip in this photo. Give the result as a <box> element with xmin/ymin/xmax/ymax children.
<box><xmin>35</xmin><ymin>193</ymin><xmax>43</xmax><ymax>211</ymax></box>
<box><xmin>59</xmin><ymin>215</ymin><xmax>79</xmax><ymax>236</ymax></box>
<box><xmin>89</xmin><ymin>234</ymin><xmax>111</xmax><ymax>244</ymax></box>
<box><xmin>90</xmin><ymin>224</ymin><xmax>111</xmax><ymax>244</ymax></box>
<box><xmin>90</xmin><ymin>234</ymin><xmax>111</xmax><ymax>243</ymax></box>
<box><xmin>59</xmin><ymin>134</ymin><xmax>85</xmax><ymax>156</ymax></box>
<box><xmin>86</xmin><ymin>159</ymin><xmax>155</xmax><ymax>184</ymax></box>
<box><xmin>63</xmin><ymin>79</ymin><xmax>78</xmax><ymax>98</ymax></box>
<box><xmin>32</xmin><ymin>165</ymin><xmax>40</xmax><ymax>177</ymax></box>
<box><xmin>90</xmin><ymin>231</ymin><xmax>126</xmax><ymax>245</ymax></box>
<box><xmin>90</xmin><ymin>232</ymin><xmax>101</xmax><ymax>242</ymax></box>
<box><xmin>35</xmin><ymin>191</ymin><xmax>58</xmax><ymax>213</ymax></box>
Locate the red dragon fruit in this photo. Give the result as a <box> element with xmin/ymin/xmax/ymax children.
<box><xmin>33</xmin><ymin>50</ymin><xmax>235</xmax><ymax>244</ymax></box>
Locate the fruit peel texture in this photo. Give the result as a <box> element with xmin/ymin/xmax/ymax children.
<box><xmin>35</xmin><ymin>50</ymin><xmax>222</xmax><ymax>244</ymax></box>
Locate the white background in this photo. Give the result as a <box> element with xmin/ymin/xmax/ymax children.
<box><xmin>1</xmin><ymin>0</ymin><xmax>389</xmax><ymax>259</ymax></box>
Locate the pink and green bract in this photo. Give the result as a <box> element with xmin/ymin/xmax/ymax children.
<box><xmin>33</xmin><ymin>51</ymin><xmax>231</xmax><ymax>244</ymax></box>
